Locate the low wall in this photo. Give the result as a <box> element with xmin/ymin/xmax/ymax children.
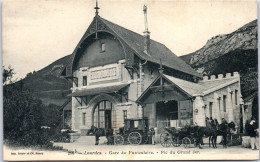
<box><xmin>68</xmin><ymin>133</ymin><xmax>81</xmax><ymax>143</ymax></box>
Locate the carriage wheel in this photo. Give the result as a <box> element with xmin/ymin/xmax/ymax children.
<box><xmin>142</xmin><ymin>135</ymin><xmax>149</xmax><ymax>144</ymax></box>
<box><xmin>128</xmin><ymin>132</ymin><xmax>142</xmax><ymax>145</ymax></box>
<box><xmin>172</xmin><ymin>136</ymin><xmax>182</xmax><ymax>147</ymax></box>
<box><xmin>160</xmin><ymin>133</ymin><xmax>172</xmax><ymax>147</ymax></box>
<box><xmin>182</xmin><ymin>137</ymin><xmax>191</xmax><ymax>148</ymax></box>
<box><xmin>114</xmin><ymin>135</ymin><xmax>124</xmax><ymax>145</ymax></box>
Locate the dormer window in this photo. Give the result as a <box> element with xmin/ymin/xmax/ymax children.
<box><xmin>101</xmin><ymin>43</ymin><xmax>106</xmax><ymax>52</ymax></box>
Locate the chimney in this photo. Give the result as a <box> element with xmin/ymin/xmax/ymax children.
<box><xmin>143</xmin><ymin>5</ymin><xmax>150</xmax><ymax>55</ymax></box>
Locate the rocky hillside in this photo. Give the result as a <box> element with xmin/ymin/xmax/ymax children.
<box><xmin>188</xmin><ymin>20</ymin><xmax>257</xmax><ymax>67</ymax></box>
<box><xmin>180</xmin><ymin>19</ymin><xmax>258</xmax><ymax>98</ymax></box>
<box><xmin>16</xmin><ymin>54</ymin><xmax>72</xmax><ymax>106</ymax></box>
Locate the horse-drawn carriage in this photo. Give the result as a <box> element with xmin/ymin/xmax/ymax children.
<box><xmin>160</xmin><ymin>126</ymin><xmax>198</xmax><ymax>148</ymax></box>
<box><xmin>160</xmin><ymin>121</ymin><xmax>242</xmax><ymax>148</ymax></box>
<box><xmin>114</xmin><ymin>118</ymin><xmax>149</xmax><ymax>145</ymax></box>
<box><xmin>87</xmin><ymin>118</ymin><xmax>150</xmax><ymax>145</ymax></box>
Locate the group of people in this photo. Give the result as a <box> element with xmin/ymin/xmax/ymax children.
<box><xmin>146</xmin><ymin>117</ymin><xmax>259</xmax><ymax>149</ymax></box>
<box><xmin>206</xmin><ymin>116</ymin><xmax>259</xmax><ymax>150</ymax></box>
<box><xmin>205</xmin><ymin>117</ymin><xmax>237</xmax><ymax>148</ymax></box>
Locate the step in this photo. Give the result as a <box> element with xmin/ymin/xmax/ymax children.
<box><xmin>74</xmin><ymin>136</ymin><xmax>108</xmax><ymax>145</ymax></box>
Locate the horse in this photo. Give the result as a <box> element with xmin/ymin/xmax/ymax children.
<box><xmin>207</xmin><ymin>119</ymin><xmax>220</xmax><ymax>148</ymax></box>
<box><xmin>87</xmin><ymin>126</ymin><xmax>114</xmax><ymax>145</ymax></box>
<box><xmin>188</xmin><ymin>125</ymin><xmax>208</xmax><ymax>149</ymax></box>
<box><xmin>216</xmin><ymin>120</ymin><xmax>237</xmax><ymax>148</ymax></box>
<box><xmin>187</xmin><ymin>120</ymin><xmax>219</xmax><ymax>149</ymax></box>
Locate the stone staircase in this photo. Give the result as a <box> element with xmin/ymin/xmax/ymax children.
<box><xmin>74</xmin><ymin>136</ymin><xmax>108</xmax><ymax>145</ymax></box>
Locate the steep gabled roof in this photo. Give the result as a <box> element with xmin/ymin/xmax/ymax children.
<box><xmin>61</xmin><ymin>15</ymin><xmax>201</xmax><ymax>78</ymax></box>
<box><xmin>100</xmin><ymin>17</ymin><xmax>201</xmax><ymax>78</ymax></box>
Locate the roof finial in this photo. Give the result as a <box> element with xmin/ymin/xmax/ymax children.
<box><xmin>143</xmin><ymin>5</ymin><xmax>149</xmax><ymax>33</ymax></box>
<box><xmin>94</xmin><ymin>0</ymin><xmax>100</xmax><ymax>39</ymax></box>
<box><xmin>94</xmin><ymin>0</ymin><xmax>100</xmax><ymax>16</ymax></box>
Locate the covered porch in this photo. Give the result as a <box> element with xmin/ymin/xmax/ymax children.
<box><xmin>137</xmin><ymin>74</ymin><xmax>200</xmax><ymax>133</ymax></box>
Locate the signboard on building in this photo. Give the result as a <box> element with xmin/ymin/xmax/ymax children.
<box><xmin>88</xmin><ymin>64</ymin><xmax>119</xmax><ymax>83</ymax></box>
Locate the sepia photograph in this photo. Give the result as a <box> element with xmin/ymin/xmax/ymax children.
<box><xmin>2</xmin><ymin>0</ymin><xmax>259</xmax><ymax>160</ymax></box>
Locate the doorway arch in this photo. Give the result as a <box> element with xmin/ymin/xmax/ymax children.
<box><xmin>89</xmin><ymin>94</ymin><xmax>120</xmax><ymax>129</ymax></box>
<box><xmin>93</xmin><ymin>100</ymin><xmax>115</xmax><ymax>129</ymax></box>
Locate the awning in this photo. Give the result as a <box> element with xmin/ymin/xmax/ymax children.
<box><xmin>68</xmin><ymin>82</ymin><xmax>130</xmax><ymax>97</ymax></box>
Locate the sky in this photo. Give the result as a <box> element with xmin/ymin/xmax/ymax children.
<box><xmin>2</xmin><ymin>0</ymin><xmax>257</xmax><ymax>80</ymax></box>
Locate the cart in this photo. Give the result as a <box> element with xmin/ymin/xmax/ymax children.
<box><xmin>114</xmin><ymin>118</ymin><xmax>149</xmax><ymax>145</ymax></box>
<box><xmin>160</xmin><ymin>126</ymin><xmax>197</xmax><ymax>148</ymax></box>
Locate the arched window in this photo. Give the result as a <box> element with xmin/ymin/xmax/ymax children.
<box><xmin>93</xmin><ymin>100</ymin><xmax>116</xmax><ymax>129</ymax></box>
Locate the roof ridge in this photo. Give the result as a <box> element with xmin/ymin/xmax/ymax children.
<box><xmin>100</xmin><ymin>16</ymin><xmax>168</xmax><ymax>47</ymax></box>
<box><xmin>99</xmin><ymin>16</ymin><xmax>149</xmax><ymax>60</ymax></box>
<box><xmin>92</xmin><ymin>16</ymin><xmax>200</xmax><ymax>78</ymax></box>
<box><xmin>100</xmin><ymin>17</ymin><xmax>144</xmax><ymax>38</ymax></box>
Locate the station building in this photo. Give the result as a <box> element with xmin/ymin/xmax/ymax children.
<box><xmin>60</xmin><ymin>5</ymin><xmax>244</xmax><ymax>137</ymax></box>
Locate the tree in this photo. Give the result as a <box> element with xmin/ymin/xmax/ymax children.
<box><xmin>3</xmin><ymin>66</ymin><xmax>65</xmax><ymax>147</ymax></box>
<box><xmin>3</xmin><ymin>66</ymin><xmax>46</xmax><ymax>146</ymax></box>
<box><xmin>3</xmin><ymin>66</ymin><xmax>15</xmax><ymax>85</ymax></box>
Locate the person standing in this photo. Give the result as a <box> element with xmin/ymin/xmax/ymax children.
<box><xmin>248</xmin><ymin>117</ymin><xmax>258</xmax><ymax>150</ymax></box>
<box><xmin>148</xmin><ymin>128</ymin><xmax>155</xmax><ymax>145</ymax></box>
<box><xmin>150</xmin><ymin>128</ymin><xmax>155</xmax><ymax>145</ymax></box>
<box><xmin>206</xmin><ymin>117</ymin><xmax>211</xmax><ymax>128</ymax></box>
<box><xmin>219</xmin><ymin>118</ymin><xmax>228</xmax><ymax>148</ymax></box>
<box><xmin>256</xmin><ymin>127</ymin><xmax>259</xmax><ymax>150</ymax></box>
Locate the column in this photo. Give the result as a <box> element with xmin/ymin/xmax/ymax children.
<box><xmin>213</xmin><ymin>93</ymin><xmax>221</xmax><ymax>123</ymax></box>
<box><xmin>85</xmin><ymin>108</ymin><xmax>92</xmax><ymax>128</ymax></box>
<box><xmin>71</xmin><ymin>97</ymin><xmax>81</xmax><ymax>131</ymax></box>
<box><xmin>137</xmin><ymin>105</ymin><xmax>143</xmax><ymax>118</ymax></box>
<box><xmin>193</xmin><ymin>96</ymin><xmax>206</xmax><ymax>127</ymax></box>
<box><xmin>227</xmin><ymin>88</ymin><xmax>234</xmax><ymax>122</ymax></box>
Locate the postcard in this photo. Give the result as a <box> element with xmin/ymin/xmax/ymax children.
<box><xmin>2</xmin><ymin>0</ymin><xmax>259</xmax><ymax>160</ymax></box>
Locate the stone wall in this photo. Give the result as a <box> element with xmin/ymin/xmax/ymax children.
<box><xmin>201</xmin><ymin>72</ymin><xmax>243</xmax><ymax>127</ymax></box>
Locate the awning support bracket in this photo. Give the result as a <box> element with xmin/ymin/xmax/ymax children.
<box><xmin>81</xmin><ymin>97</ymin><xmax>87</xmax><ymax>105</ymax></box>
<box><xmin>74</xmin><ymin>96</ymin><xmax>87</xmax><ymax>106</ymax></box>
<box><xmin>115</xmin><ymin>91</ymin><xmax>128</xmax><ymax>102</ymax></box>
<box><xmin>75</xmin><ymin>97</ymin><xmax>82</xmax><ymax>106</ymax></box>
<box><xmin>73</xmin><ymin>77</ymin><xmax>78</xmax><ymax>87</ymax></box>
<box><xmin>125</xmin><ymin>66</ymin><xmax>134</xmax><ymax>79</ymax></box>
<box><xmin>65</xmin><ymin>76</ymin><xmax>78</xmax><ymax>87</ymax></box>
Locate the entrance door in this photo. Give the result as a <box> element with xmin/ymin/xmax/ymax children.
<box><xmin>105</xmin><ymin>110</ymin><xmax>112</xmax><ymax>129</ymax></box>
<box><xmin>156</xmin><ymin>101</ymin><xmax>178</xmax><ymax>132</ymax></box>
<box><xmin>93</xmin><ymin>100</ymin><xmax>113</xmax><ymax>129</ymax></box>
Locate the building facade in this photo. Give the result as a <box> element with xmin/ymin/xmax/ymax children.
<box><xmin>61</xmin><ymin>6</ymin><xmax>244</xmax><ymax>137</ymax></box>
